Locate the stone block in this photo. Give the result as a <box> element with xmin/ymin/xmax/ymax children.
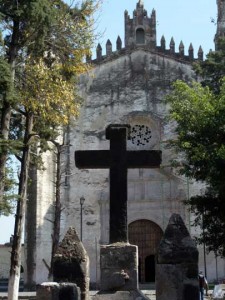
<box><xmin>155</xmin><ymin>264</ymin><xmax>199</xmax><ymax>300</ymax></box>
<box><xmin>100</xmin><ymin>243</ymin><xmax>138</xmax><ymax>291</ymax></box>
<box><xmin>36</xmin><ymin>282</ymin><xmax>80</xmax><ymax>300</ymax></box>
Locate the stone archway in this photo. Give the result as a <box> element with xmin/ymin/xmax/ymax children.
<box><xmin>128</xmin><ymin>219</ymin><xmax>163</xmax><ymax>283</ymax></box>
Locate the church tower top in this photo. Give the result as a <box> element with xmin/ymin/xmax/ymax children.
<box><xmin>124</xmin><ymin>1</ymin><xmax>156</xmax><ymax>49</ymax></box>
<box><xmin>137</xmin><ymin>0</ymin><xmax>144</xmax><ymax>7</ymax></box>
<box><xmin>215</xmin><ymin>0</ymin><xmax>225</xmax><ymax>50</ymax></box>
<box><xmin>92</xmin><ymin>1</ymin><xmax>203</xmax><ymax>63</ymax></box>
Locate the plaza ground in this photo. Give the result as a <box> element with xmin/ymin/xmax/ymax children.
<box><xmin>0</xmin><ymin>289</ymin><xmax>212</xmax><ymax>300</ymax></box>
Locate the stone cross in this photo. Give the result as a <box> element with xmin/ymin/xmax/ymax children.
<box><xmin>75</xmin><ymin>124</ymin><xmax>161</xmax><ymax>244</ymax></box>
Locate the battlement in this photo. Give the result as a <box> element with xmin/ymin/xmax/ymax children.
<box><xmin>87</xmin><ymin>35</ymin><xmax>203</xmax><ymax>65</ymax></box>
<box><xmin>88</xmin><ymin>1</ymin><xmax>204</xmax><ymax>65</ymax></box>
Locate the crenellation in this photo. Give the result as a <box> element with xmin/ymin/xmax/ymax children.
<box><xmin>188</xmin><ymin>43</ymin><xmax>194</xmax><ymax>61</ymax></box>
<box><xmin>91</xmin><ymin>40</ymin><xmax>202</xmax><ymax>65</ymax></box>
<box><xmin>106</xmin><ymin>39</ymin><xmax>112</xmax><ymax>56</ymax></box>
<box><xmin>198</xmin><ymin>45</ymin><xmax>204</xmax><ymax>61</ymax></box>
<box><xmin>169</xmin><ymin>37</ymin><xmax>175</xmax><ymax>54</ymax></box>
<box><xmin>116</xmin><ymin>36</ymin><xmax>122</xmax><ymax>51</ymax></box>
<box><xmin>179</xmin><ymin>41</ymin><xmax>184</xmax><ymax>56</ymax></box>
<box><xmin>96</xmin><ymin>43</ymin><xmax>102</xmax><ymax>61</ymax></box>
<box><xmin>151</xmin><ymin>9</ymin><xmax>156</xmax><ymax>26</ymax></box>
<box><xmin>160</xmin><ymin>35</ymin><xmax>166</xmax><ymax>51</ymax></box>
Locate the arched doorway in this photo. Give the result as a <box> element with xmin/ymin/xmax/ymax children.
<box><xmin>128</xmin><ymin>219</ymin><xmax>163</xmax><ymax>283</ymax></box>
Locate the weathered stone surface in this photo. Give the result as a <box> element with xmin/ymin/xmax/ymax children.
<box><xmin>53</xmin><ymin>227</ymin><xmax>89</xmax><ymax>300</ymax></box>
<box><xmin>36</xmin><ymin>282</ymin><xmax>80</xmax><ymax>300</ymax></box>
<box><xmin>92</xmin><ymin>290</ymin><xmax>149</xmax><ymax>300</ymax></box>
<box><xmin>155</xmin><ymin>264</ymin><xmax>199</xmax><ymax>300</ymax></box>
<box><xmin>157</xmin><ymin>213</ymin><xmax>198</xmax><ymax>264</ymax></box>
<box><xmin>91</xmin><ymin>243</ymin><xmax>149</xmax><ymax>299</ymax></box>
<box><xmin>156</xmin><ymin>214</ymin><xmax>199</xmax><ymax>300</ymax></box>
<box><xmin>100</xmin><ymin>243</ymin><xmax>138</xmax><ymax>291</ymax></box>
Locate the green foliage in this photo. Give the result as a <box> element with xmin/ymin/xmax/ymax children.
<box><xmin>194</xmin><ymin>38</ymin><xmax>225</xmax><ymax>94</ymax></box>
<box><xmin>0</xmin><ymin>159</ymin><xmax>18</xmax><ymax>216</ymax></box>
<box><xmin>0</xmin><ymin>57</ymin><xmax>14</xmax><ymax>104</ymax></box>
<box><xmin>185</xmin><ymin>188</ymin><xmax>225</xmax><ymax>256</ymax></box>
<box><xmin>0</xmin><ymin>0</ymin><xmax>98</xmax><ymax>214</ymax></box>
<box><xmin>166</xmin><ymin>80</ymin><xmax>225</xmax><ymax>184</ymax></box>
<box><xmin>166</xmin><ymin>68</ymin><xmax>225</xmax><ymax>255</ymax></box>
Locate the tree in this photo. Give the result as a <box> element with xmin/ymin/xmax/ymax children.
<box><xmin>8</xmin><ymin>59</ymin><xmax>80</xmax><ymax>298</ymax></box>
<box><xmin>166</xmin><ymin>78</ymin><xmax>225</xmax><ymax>256</ymax></box>
<box><xmin>0</xmin><ymin>1</ymin><xmax>99</xmax><ymax>298</ymax></box>
<box><xmin>0</xmin><ymin>0</ymin><xmax>57</xmax><ymax>206</ymax></box>
<box><xmin>194</xmin><ymin>38</ymin><xmax>225</xmax><ymax>95</ymax></box>
<box><xmin>166</xmin><ymin>38</ymin><xmax>225</xmax><ymax>256</ymax></box>
<box><xmin>0</xmin><ymin>0</ymin><xmax>96</xmax><ymax>208</ymax></box>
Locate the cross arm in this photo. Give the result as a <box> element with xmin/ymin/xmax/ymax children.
<box><xmin>75</xmin><ymin>150</ymin><xmax>110</xmax><ymax>169</ymax></box>
<box><xmin>127</xmin><ymin>150</ymin><xmax>162</xmax><ymax>168</ymax></box>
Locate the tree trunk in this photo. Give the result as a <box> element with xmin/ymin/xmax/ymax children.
<box><xmin>8</xmin><ymin>112</ymin><xmax>33</xmax><ymax>300</ymax></box>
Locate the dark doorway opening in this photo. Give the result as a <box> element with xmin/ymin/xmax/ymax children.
<box><xmin>145</xmin><ymin>255</ymin><xmax>155</xmax><ymax>282</ymax></box>
<box><xmin>136</xmin><ymin>28</ymin><xmax>145</xmax><ymax>44</ymax></box>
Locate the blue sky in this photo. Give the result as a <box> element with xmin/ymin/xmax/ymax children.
<box><xmin>0</xmin><ymin>0</ymin><xmax>218</xmax><ymax>244</ymax></box>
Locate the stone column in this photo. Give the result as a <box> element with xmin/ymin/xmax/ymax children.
<box><xmin>156</xmin><ymin>214</ymin><xmax>199</xmax><ymax>300</ymax></box>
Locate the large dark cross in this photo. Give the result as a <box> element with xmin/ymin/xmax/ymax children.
<box><xmin>75</xmin><ymin>124</ymin><xmax>161</xmax><ymax>244</ymax></box>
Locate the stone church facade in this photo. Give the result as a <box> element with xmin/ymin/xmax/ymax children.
<box><xmin>25</xmin><ymin>0</ymin><xmax>225</xmax><ymax>289</ymax></box>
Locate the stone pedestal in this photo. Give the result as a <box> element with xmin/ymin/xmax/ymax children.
<box><xmin>92</xmin><ymin>243</ymin><xmax>149</xmax><ymax>300</ymax></box>
<box><xmin>156</xmin><ymin>214</ymin><xmax>199</xmax><ymax>300</ymax></box>
<box><xmin>36</xmin><ymin>282</ymin><xmax>80</xmax><ymax>300</ymax></box>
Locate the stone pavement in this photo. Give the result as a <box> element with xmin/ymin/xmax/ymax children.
<box><xmin>90</xmin><ymin>290</ymin><xmax>213</xmax><ymax>300</ymax></box>
<box><xmin>0</xmin><ymin>291</ymin><xmax>36</xmax><ymax>299</ymax></box>
<box><xmin>0</xmin><ymin>290</ymin><xmax>212</xmax><ymax>300</ymax></box>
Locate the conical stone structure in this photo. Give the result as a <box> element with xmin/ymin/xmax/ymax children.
<box><xmin>53</xmin><ymin>227</ymin><xmax>89</xmax><ymax>300</ymax></box>
<box><xmin>156</xmin><ymin>214</ymin><xmax>199</xmax><ymax>300</ymax></box>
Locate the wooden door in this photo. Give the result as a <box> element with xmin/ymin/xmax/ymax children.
<box><xmin>128</xmin><ymin>219</ymin><xmax>163</xmax><ymax>283</ymax></box>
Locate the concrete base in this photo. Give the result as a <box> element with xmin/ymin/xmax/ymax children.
<box><xmin>92</xmin><ymin>290</ymin><xmax>150</xmax><ymax>300</ymax></box>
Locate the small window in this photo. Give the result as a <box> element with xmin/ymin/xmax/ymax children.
<box><xmin>136</xmin><ymin>28</ymin><xmax>145</xmax><ymax>44</ymax></box>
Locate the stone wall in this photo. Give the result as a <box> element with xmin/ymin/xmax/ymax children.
<box><xmin>60</xmin><ymin>50</ymin><xmax>198</xmax><ymax>285</ymax></box>
<box><xmin>0</xmin><ymin>244</ymin><xmax>24</xmax><ymax>279</ymax></box>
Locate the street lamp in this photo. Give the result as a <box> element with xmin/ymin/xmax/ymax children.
<box><xmin>80</xmin><ymin>196</ymin><xmax>85</xmax><ymax>241</ymax></box>
<box><xmin>202</xmin><ymin>209</ymin><xmax>207</xmax><ymax>279</ymax></box>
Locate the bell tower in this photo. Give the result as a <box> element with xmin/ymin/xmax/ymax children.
<box><xmin>215</xmin><ymin>0</ymin><xmax>225</xmax><ymax>50</ymax></box>
<box><xmin>124</xmin><ymin>0</ymin><xmax>156</xmax><ymax>49</ymax></box>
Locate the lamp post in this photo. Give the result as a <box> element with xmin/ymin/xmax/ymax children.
<box><xmin>80</xmin><ymin>196</ymin><xmax>85</xmax><ymax>241</ymax></box>
<box><xmin>202</xmin><ymin>208</ymin><xmax>207</xmax><ymax>278</ymax></box>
